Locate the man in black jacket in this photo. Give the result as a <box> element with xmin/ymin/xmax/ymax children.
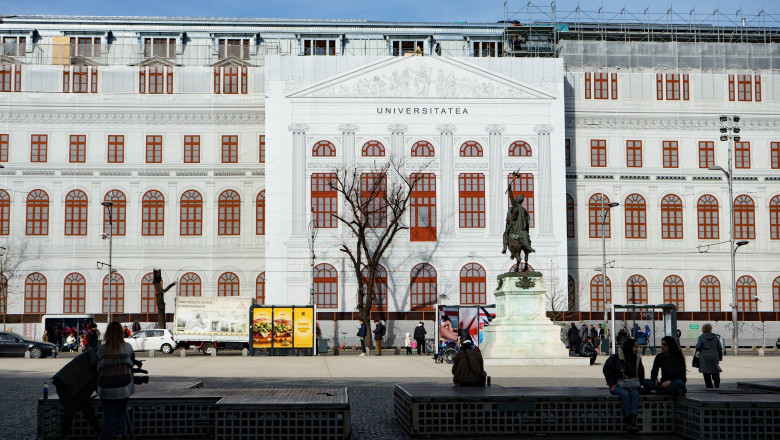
<box><xmin>452</xmin><ymin>341</ymin><xmax>486</xmax><ymax>386</ymax></box>
<box><xmin>373</xmin><ymin>320</ymin><xmax>385</xmax><ymax>356</ymax></box>
<box><xmin>567</xmin><ymin>322</ymin><xmax>581</xmax><ymax>352</ymax></box>
<box><xmin>85</xmin><ymin>323</ymin><xmax>98</xmax><ymax>350</ymax></box>
<box><xmin>413</xmin><ymin>322</ymin><xmax>426</xmax><ymax>355</ymax></box>
<box><xmin>52</xmin><ymin>350</ymin><xmax>102</xmax><ymax>438</ymax></box>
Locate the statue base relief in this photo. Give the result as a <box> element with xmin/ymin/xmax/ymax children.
<box><xmin>481</xmin><ymin>272</ymin><xmax>590</xmax><ymax>366</ymax></box>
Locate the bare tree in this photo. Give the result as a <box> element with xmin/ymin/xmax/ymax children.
<box><xmin>544</xmin><ymin>259</ymin><xmax>567</xmax><ymax>324</ymax></box>
<box><xmin>0</xmin><ymin>239</ymin><xmax>36</xmax><ymax>330</ymax></box>
<box><xmin>153</xmin><ymin>269</ymin><xmax>176</xmax><ymax>329</ymax></box>
<box><xmin>331</xmin><ymin>157</ymin><xmax>429</xmax><ymax>349</ymax></box>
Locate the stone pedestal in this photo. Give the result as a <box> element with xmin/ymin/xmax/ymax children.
<box><xmin>481</xmin><ymin>272</ymin><xmax>590</xmax><ymax>366</ymax></box>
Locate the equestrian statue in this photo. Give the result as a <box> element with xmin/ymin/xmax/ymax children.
<box><xmin>502</xmin><ymin>171</ymin><xmax>536</xmax><ymax>272</ymax></box>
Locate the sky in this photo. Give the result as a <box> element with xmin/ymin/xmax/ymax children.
<box><xmin>0</xmin><ymin>0</ymin><xmax>777</xmax><ymax>25</ymax></box>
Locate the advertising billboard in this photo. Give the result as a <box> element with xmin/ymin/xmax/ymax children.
<box><xmin>293</xmin><ymin>307</ymin><xmax>315</xmax><ymax>349</ymax></box>
<box><xmin>174</xmin><ymin>296</ymin><xmax>251</xmax><ymax>337</ymax></box>
<box><xmin>272</xmin><ymin>307</ymin><xmax>294</xmax><ymax>348</ymax></box>
<box><xmin>251</xmin><ymin>307</ymin><xmax>273</xmax><ymax>349</ymax></box>
<box><xmin>250</xmin><ymin>305</ymin><xmax>316</xmax><ymax>353</ymax></box>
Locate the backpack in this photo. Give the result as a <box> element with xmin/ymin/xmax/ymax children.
<box><xmin>381</xmin><ymin>323</ymin><xmax>386</xmax><ymax>337</ymax></box>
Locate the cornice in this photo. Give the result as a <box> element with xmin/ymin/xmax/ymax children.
<box><xmin>0</xmin><ymin>111</ymin><xmax>265</xmax><ymax>125</ymax></box>
<box><xmin>566</xmin><ymin>116</ymin><xmax>780</xmax><ymax>131</ymax></box>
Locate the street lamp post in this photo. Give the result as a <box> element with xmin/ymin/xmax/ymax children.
<box><xmin>101</xmin><ymin>201</ymin><xmax>114</xmax><ymax>322</ymax></box>
<box><xmin>307</xmin><ymin>218</ymin><xmax>318</xmax><ymax>306</ymax></box>
<box><xmin>601</xmin><ymin>200</ymin><xmax>619</xmax><ymax>352</ymax></box>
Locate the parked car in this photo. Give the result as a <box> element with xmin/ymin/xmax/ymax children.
<box><xmin>0</xmin><ymin>331</ymin><xmax>57</xmax><ymax>358</ymax></box>
<box><xmin>776</xmin><ymin>337</ymin><xmax>780</xmax><ymax>350</ymax></box>
<box><xmin>125</xmin><ymin>329</ymin><xmax>176</xmax><ymax>354</ymax></box>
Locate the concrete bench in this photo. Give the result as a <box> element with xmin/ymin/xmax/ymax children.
<box><xmin>394</xmin><ymin>384</ymin><xmax>780</xmax><ymax>439</ymax></box>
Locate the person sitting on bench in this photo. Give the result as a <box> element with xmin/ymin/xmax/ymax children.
<box><xmin>452</xmin><ymin>340</ymin><xmax>486</xmax><ymax>386</ymax></box>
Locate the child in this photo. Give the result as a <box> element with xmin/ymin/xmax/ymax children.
<box><xmin>405</xmin><ymin>332</ymin><xmax>413</xmax><ymax>355</ymax></box>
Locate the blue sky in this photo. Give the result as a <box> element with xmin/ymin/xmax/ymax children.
<box><xmin>0</xmin><ymin>0</ymin><xmax>776</xmax><ymax>24</ymax></box>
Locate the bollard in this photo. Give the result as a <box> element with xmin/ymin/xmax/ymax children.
<box><xmin>394</xmin><ymin>347</ymin><xmax>400</xmax><ymax>355</ymax></box>
<box><xmin>24</xmin><ymin>350</ymin><xmax>30</xmax><ymax>359</ymax></box>
<box><xmin>148</xmin><ymin>350</ymin><xmax>155</xmax><ymax>358</ymax></box>
<box><xmin>242</xmin><ymin>348</ymin><xmax>248</xmax><ymax>357</ymax></box>
<box><xmin>333</xmin><ymin>346</ymin><xmax>339</xmax><ymax>355</ymax></box>
<box><xmin>211</xmin><ymin>348</ymin><xmax>217</xmax><ymax>357</ymax></box>
<box><xmin>758</xmin><ymin>348</ymin><xmax>765</xmax><ymax>357</ymax></box>
<box><xmin>179</xmin><ymin>348</ymin><xmax>186</xmax><ymax>357</ymax></box>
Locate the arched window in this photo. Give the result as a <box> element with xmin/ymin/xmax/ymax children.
<box><xmin>626</xmin><ymin>275</ymin><xmax>648</xmax><ymax>304</ymax></box>
<box><xmin>774</xmin><ymin>277</ymin><xmax>780</xmax><ymax>311</ymax></box>
<box><xmin>460</xmin><ymin>263</ymin><xmax>486</xmax><ymax>305</ymax></box>
<box><xmin>699</xmin><ymin>276</ymin><xmax>721</xmax><ymax>312</ymax></box>
<box><xmin>63</xmin><ymin>273</ymin><xmax>86</xmax><ymax>314</ymax></box>
<box><xmin>218</xmin><ymin>272</ymin><xmax>239</xmax><ymax>296</ymax></box>
<box><xmin>361</xmin><ymin>140</ymin><xmax>385</xmax><ymax>157</ymax></box>
<box><xmin>142</xmin><ymin>190</ymin><xmax>165</xmax><ymax>236</ymax></box>
<box><xmin>313</xmin><ymin>263</ymin><xmax>337</xmax><ymax>309</ymax></box>
<box><xmin>566</xmin><ymin>194</ymin><xmax>575</xmax><ymax>239</ymax></box>
<box><xmin>508</xmin><ymin>141</ymin><xmax>532</xmax><ymax>157</ymax></box>
<box><xmin>0</xmin><ymin>189</ymin><xmax>9</xmax><ymax>235</ymax></box>
<box><xmin>218</xmin><ymin>190</ymin><xmax>241</xmax><ymax>235</ymax></box>
<box><xmin>180</xmin><ymin>190</ymin><xmax>203</xmax><ymax>236</ymax></box>
<box><xmin>361</xmin><ymin>265</ymin><xmax>387</xmax><ymax>311</ymax></box>
<box><xmin>26</xmin><ymin>189</ymin><xmax>49</xmax><ymax>236</ymax></box>
<box><xmin>179</xmin><ymin>273</ymin><xmax>201</xmax><ymax>297</ymax></box>
<box><xmin>734</xmin><ymin>195</ymin><xmax>755</xmax><ymax>240</ymax></box>
<box><xmin>736</xmin><ymin>275</ymin><xmax>757</xmax><ymax>312</ymax></box>
<box><xmin>411</xmin><ymin>263</ymin><xmax>437</xmax><ymax>310</ymax></box>
<box><xmin>24</xmin><ymin>273</ymin><xmax>47</xmax><ymax>313</ymax></box>
<box><xmin>771</xmin><ymin>196</ymin><xmax>780</xmax><ymax>240</ymax></box>
<box><xmin>663</xmin><ymin>275</ymin><xmax>685</xmax><ymax>311</ymax></box>
<box><xmin>459</xmin><ymin>141</ymin><xmax>483</xmax><ymax>157</ymax></box>
<box><xmin>64</xmin><ymin>190</ymin><xmax>88</xmax><ymax>236</ymax></box>
<box><xmin>256</xmin><ymin>273</ymin><xmax>265</xmax><ymax>305</ymax></box>
<box><xmin>661</xmin><ymin>194</ymin><xmax>683</xmax><ymax>239</ymax></box>
<box><xmin>411</xmin><ymin>141</ymin><xmax>434</xmax><ymax>157</ymax></box>
<box><xmin>624</xmin><ymin>194</ymin><xmax>646</xmax><ymax>239</ymax></box>
<box><xmin>312</xmin><ymin>140</ymin><xmax>336</xmax><ymax>157</ymax></box>
<box><xmin>256</xmin><ymin>191</ymin><xmax>265</xmax><ymax>235</ymax></box>
<box><xmin>567</xmin><ymin>276</ymin><xmax>577</xmax><ymax>311</ymax></box>
<box><xmin>104</xmin><ymin>190</ymin><xmax>126</xmax><ymax>236</ymax></box>
<box><xmin>588</xmin><ymin>193</ymin><xmax>612</xmax><ymax>239</ymax></box>
<box><xmin>697</xmin><ymin>195</ymin><xmax>719</xmax><ymax>240</ymax></box>
<box><xmin>140</xmin><ymin>273</ymin><xmax>156</xmax><ymax>313</ymax></box>
<box><xmin>102</xmin><ymin>273</ymin><xmax>124</xmax><ymax>313</ymax></box>
<box><xmin>590</xmin><ymin>275</ymin><xmax>611</xmax><ymax>312</ymax></box>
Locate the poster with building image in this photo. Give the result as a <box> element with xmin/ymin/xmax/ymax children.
<box><xmin>174</xmin><ymin>297</ymin><xmax>251</xmax><ymax>337</ymax></box>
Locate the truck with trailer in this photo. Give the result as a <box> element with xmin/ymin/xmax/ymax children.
<box><xmin>173</xmin><ymin>296</ymin><xmax>252</xmax><ymax>354</ymax></box>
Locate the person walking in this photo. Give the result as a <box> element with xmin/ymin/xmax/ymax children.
<box><xmin>598</xmin><ymin>324</ymin><xmax>605</xmax><ymax>341</ymax></box>
<box><xmin>413</xmin><ymin>321</ymin><xmax>427</xmax><ymax>355</ymax></box>
<box><xmin>579</xmin><ymin>322</ymin><xmax>588</xmax><ymax>342</ymax></box>
<box><xmin>86</xmin><ymin>323</ymin><xmax>99</xmax><ymax>350</ymax></box>
<box><xmin>636</xmin><ymin>325</ymin><xmax>650</xmax><ymax>355</ymax></box>
<box><xmin>373</xmin><ymin>319</ymin><xmax>385</xmax><ymax>356</ymax></box>
<box><xmin>451</xmin><ymin>340</ymin><xmax>486</xmax><ymax>386</ymax></box>
<box><xmin>357</xmin><ymin>320</ymin><xmax>368</xmax><ymax>356</ymax></box>
<box><xmin>695</xmin><ymin>323</ymin><xmax>723</xmax><ymax>389</ymax></box>
<box><xmin>589</xmin><ymin>325</ymin><xmax>598</xmax><ymax>342</ymax></box>
<box><xmin>603</xmin><ymin>338</ymin><xmax>644</xmax><ymax>433</ymax></box>
<box><xmin>52</xmin><ymin>348</ymin><xmax>102</xmax><ymax>438</ymax></box>
<box><xmin>643</xmin><ymin>336</ymin><xmax>687</xmax><ymax>396</ymax></box>
<box><xmin>567</xmin><ymin>322</ymin><xmax>581</xmax><ymax>351</ymax></box>
<box><xmin>96</xmin><ymin>321</ymin><xmax>136</xmax><ymax>440</ymax></box>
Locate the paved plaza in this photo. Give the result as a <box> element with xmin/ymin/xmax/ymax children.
<box><xmin>3</xmin><ymin>350</ymin><xmax>780</xmax><ymax>439</ymax></box>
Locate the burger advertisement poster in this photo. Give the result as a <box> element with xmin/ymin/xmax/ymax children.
<box><xmin>251</xmin><ymin>305</ymin><xmax>315</xmax><ymax>352</ymax></box>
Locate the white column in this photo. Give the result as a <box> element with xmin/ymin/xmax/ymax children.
<box><xmin>288</xmin><ymin>123</ymin><xmax>310</xmax><ymax>236</ymax></box>
<box><xmin>387</xmin><ymin>124</ymin><xmax>407</xmax><ymax>158</ymax></box>
<box><xmin>534</xmin><ymin>124</ymin><xmax>554</xmax><ymax>238</ymax></box>
<box><xmin>339</xmin><ymin>123</ymin><xmax>358</xmax><ymax>168</ymax></box>
<box><xmin>437</xmin><ymin>124</ymin><xmax>456</xmax><ymax>236</ymax></box>
<box><xmin>486</xmin><ymin>124</ymin><xmax>505</xmax><ymax>236</ymax></box>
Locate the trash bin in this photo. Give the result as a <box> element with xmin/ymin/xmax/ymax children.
<box><xmin>600</xmin><ymin>338</ymin><xmax>610</xmax><ymax>354</ymax></box>
<box><xmin>317</xmin><ymin>338</ymin><xmax>329</xmax><ymax>354</ymax></box>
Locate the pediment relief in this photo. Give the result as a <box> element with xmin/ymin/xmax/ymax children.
<box><xmin>211</xmin><ymin>56</ymin><xmax>254</xmax><ymax>68</ymax></box>
<box><xmin>69</xmin><ymin>56</ymin><xmax>105</xmax><ymax>66</ymax></box>
<box><xmin>133</xmin><ymin>56</ymin><xmax>178</xmax><ymax>67</ymax></box>
<box><xmin>287</xmin><ymin>57</ymin><xmax>556</xmax><ymax>100</ymax></box>
<box><xmin>0</xmin><ymin>54</ymin><xmax>25</xmax><ymax>65</ymax></box>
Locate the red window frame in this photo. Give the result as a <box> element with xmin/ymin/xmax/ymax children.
<box><xmin>179</xmin><ymin>273</ymin><xmax>201</xmax><ymax>297</ymax></box>
<box><xmin>256</xmin><ymin>191</ymin><xmax>265</xmax><ymax>235</ymax></box>
<box><xmin>146</xmin><ymin>135</ymin><xmax>162</xmax><ymax>163</ymax></box>
<box><xmin>656</xmin><ymin>74</ymin><xmax>663</xmax><ymax>100</ymax></box>
<box><xmin>221</xmin><ymin>135</ymin><xmax>238</xmax><ymax>163</ymax></box>
<box><xmin>588</xmin><ymin>193</ymin><xmax>611</xmax><ymax>239</ymax></box>
<box><xmin>590</xmin><ymin>139</ymin><xmax>606</xmax><ymax>167</ymax></box>
<box><xmin>219</xmin><ymin>66</ymin><xmax>247</xmax><ymax>94</ymax></box>
<box><xmin>312</xmin><ymin>140</ymin><xmax>336</xmax><ymax>157</ymax></box>
<box><xmin>0</xmin><ymin>64</ymin><xmax>21</xmax><ymax>92</ymax></box>
<box><xmin>584</xmin><ymin>72</ymin><xmax>591</xmax><ymax>99</ymax></box>
<box><xmin>256</xmin><ymin>273</ymin><xmax>265</xmax><ymax>305</ymax></box>
<box><xmin>682</xmin><ymin>74</ymin><xmax>690</xmax><ymax>100</ymax></box>
<box><xmin>663</xmin><ymin>275</ymin><xmax>685</xmax><ymax>312</ymax></box>
<box><xmin>24</xmin><ymin>273</ymin><xmax>47</xmax><ymax>313</ymax></box>
<box><xmin>411</xmin><ymin>141</ymin><xmax>434</xmax><ymax>157</ymax></box>
<box><xmin>218</xmin><ymin>39</ymin><xmax>250</xmax><ymax>59</ymax></box>
<box><xmin>734</xmin><ymin>141</ymin><xmax>750</xmax><ymax>169</ymax></box>
<box><xmin>508</xmin><ymin>173</ymin><xmax>534</xmax><ymax>228</ymax></box>
<box><xmin>259</xmin><ymin>135</ymin><xmax>265</xmax><ymax>163</ymax></box>
<box><xmin>69</xmin><ymin>135</ymin><xmax>86</xmax><ymax>163</ymax></box>
<box><xmin>411</xmin><ymin>263</ymin><xmax>437</xmax><ymax>311</ymax></box>
<box><xmin>143</xmin><ymin>37</ymin><xmax>175</xmax><ymax>58</ymax></box>
<box><xmin>361</xmin><ymin>173</ymin><xmax>387</xmax><ymax>228</ymax></box>
<box><xmin>755</xmin><ymin>75</ymin><xmax>762</xmax><ymax>102</ymax></box>
<box><xmin>590</xmin><ymin>275</ymin><xmax>611</xmax><ymax>312</ymax></box>
<box><xmin>0</xmin><ymin>133</ymin><xmax>7</xmax><ymax>161</ymax></box>
<box><xmin>624</xmin><ymin>193</ymin><xmax>646</xmax><ymax>239</ymax></box>
<box><xmin>508</xmin><ymin>141</ymin><xmax>531</xmax><ymax>157</ymax></box>
<box><xmin>460</xmin><ymin>263</ymin><xmax>486</xmax><ymax>305</ymax></box>
<box><xmin>64</xmin><ymin>190</ymin><xmax>88</xmax><ymax>236</ymax></box>
<box><xmin>142</xmin><ymin>190</ymin><xmax>165</xmax><ymax>236</ymax></box>
<box><xmin>0</xmin><ymin>190</ymin><xmax>9</xmax><ymax>235</ymax></box>
<box><xmin>697</xmin><ymin>195</ymin><xmax>719</xmax><ymax>240</ymax></box>
<box><xmin>218</xmin><ymin>272</ymin><xmax>240</xmax><ymax>297</ymax></box>
<box><xmin>141</xmin><ymin>273</ymin><xmax>157</xmax><ymax>313</ymax></box>
<box><xmin>410</xmin><ymin>173</ymin><xmax>436</xmax><ymax>242</ymax></box>
<box><xmin>140</xmin><ymin>66</ymin><xmax>172</xmax><ymax>94</ymax></box>
<box><xmin>566</xmin><ymin>194</ymin><xmax>575</xmax><ymax>239</ymax></box>
<box><xmin>626</xmin><ymin>140</ymin><xmax>642</xmax><ymax>167</ymax></box>
<box><xmin>180</xmin><ymin>190</ymin><xmax>203</xmax><ymax>236</ymax></box>
<box><xmin>313</xmin><ymin>263</ymin><xmax>338</xmax><ymax>308</ymax></box>
<box><xmin>728</xmin><ymin>74</ymin><xmax>735</xmax><ymax>101</ymax></box>
<box><xmin>662</xmin><ymin>140</ymin><xmax>678</xmax><ymax>168</ymax></box>
<box><xmin>737</xmin><ymin>74</ymin><xmax>752</xmax><ymax>101</ymax></box>
<box><xmin>311</xmin><ymin>173</ymin><xmax>337</xmax><ymax>228</ymax></box>
<box><xmin>31</xmin><ymin>134</ymin><xmax>47</xmax><ymax>163</ymax></box>
<box><xmin>2</xmin><ymin>36</ymin><xmax>25</xmax><ymax>56</ymax></box>
<box><xmin>771</xmin><ymin>142</ymin><xmax>780</xmax><ymax>169</ymax></box>
<box><xmin>773</xmin><ymin>277</ymin><xmax>780</xmax><ymax>312</ymax></box>
<box><xmin>71</xmin><ymin>66</ymin><xmax>89</xmax><ymax>93</ymax></box>
<box><xmin>735</xmin><ymin>276</ymin><xmax>757</xmax><ymax>312</ymax></box>
<box><xmin>26</xmin><ymin>189</ymin><xmax>49</xmax><ymax>236</ymax></box>
<box><xmin>626</xmin><ymin>275</ymin><xmax>648</xmax><ymax>305</ymax></box>
<box><xmin>459</xmin><ymin>141</ymin><xmax>483</xmax><ymax>157</ymax></box>
<box><xmin>63</xmin><ymin>273</ymin><xmax>86</xmax><ymax>314</ymax></box>
<box><xmin>361</xmin><ymin>140</ymin><xmax>385</xmax><ymax>157</ymax></box>
<box><xmin>103</xmin><ymin>190</ymin><xmax>126</xmax><ymax>236</ymax></box>
<box><xmin>770</xmin><ymin>195</ymin><xmax>780</xmax><ymax>240</ymax></box>
<box><xmin>593</xmin><ymin>73</ymin><xmax>609</xmax><ymax>99</ymax></box>
<box><xmin>698</xmin><ymin>141</ymin><xmax>715</xmax><ymax>169</ymax></box>
<box><xmin>734</xmin><ymin>195</ymin><xmax>755</xmax><ymax>240</ymax></box>
<box><xmin>361</xmin><ymin>266</ymin><xmax>388</xmax><ymax>311</ymax></box>
<box><xmin>107</xmin><ymin>135</ymin><xmax>124</xmax><ymax>163</ymax></box>
<box><xmin>102</xmin><ymin>273</ymin><xmax>124</xmax><ymax>313</ymax></box>
<box><xmin>218</xmin><ymin>190</ymin><xmax>241</xmax><ymax>236</ymax></box>
<box><xmin>459</xmin><ymin>173</ymin><xmax>485</xmax><ymax>228</ymax></box>
<box><xmin>564</xmin><ymin>139</ymin><xmax>571</xmax><ymax>166</ymax></box>
<box><xmin>661</xmin><ymin>194</ymin><xmax>683</xmax><ymax>240</ymax></box>
<box><xmin>183</xmin><ymin>135</ymin><xmax>200</xmax><ymax>163</ymax></box>
<box><xmin>665</xmin><ymin>74</ymin><xmax>680</xmax><ymax>100</ymax></box>
<box><xmin>610</xmin><ymin>73</ymin><xmax>618</xmax><ymax>99</ymax></box>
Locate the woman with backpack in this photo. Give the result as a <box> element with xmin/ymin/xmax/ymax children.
<box><xmin>603</xmin><ymin>338</ymin><xmax>645</xmax><ymax>433</ymax></box>
<box><xmin>96</xmin><ymin>321</ymin><xmax>136</xmax><ymax>440</ymax></box>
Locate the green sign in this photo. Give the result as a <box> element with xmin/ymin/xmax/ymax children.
<box><xmin>690</xmin><ymin>324</ymin><xmax>699</xmax><ymax>330</ymax></box>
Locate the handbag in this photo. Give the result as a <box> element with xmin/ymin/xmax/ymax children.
<box><xmin>692</xmin><ymin>350</ymin><xmax>700</xmax><ymax>368</ymax></box>
<box><xmin>616</xmin><ymin>377</ymin><xmax>641</xmax><ymax>389</ymax></box>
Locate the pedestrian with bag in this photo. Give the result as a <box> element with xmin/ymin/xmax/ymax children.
<box><xmin>357</xmin><ymin>320</ymin><xmax>367</xmax><ymax>356</ymax></box>
<box><xmin>643</xmin><ymin>336</ymin><xmax>687</xmax><ymax>395</ymax></box>
<box><xmin>694</xmin><ymin>323</ymin><xmax>722</xmax><ymax>389</ymax></box>
<box><xmin>373</xmin><ymin>319</ymin><xmax>385</xmax><ymax>356</ymax></box>
<box><xmin>413</xmin><ymin>321</ymin><xmax>426</xmax><ymax>355</ymax></box>
<box><xmin>603</xmin><ymin>338</ymin><xmax>645</xmax><ymax>433</ymax></box>
<box><xmin>96</xmin><ymin>321</ymin><xmax>136</xmax><ymax>440</ymax></box>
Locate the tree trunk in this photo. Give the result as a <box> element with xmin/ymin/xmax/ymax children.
<box><xmin>153</xmin><ymin>269</ymin><xmax>176</xmax><ymax>330</ymax></box>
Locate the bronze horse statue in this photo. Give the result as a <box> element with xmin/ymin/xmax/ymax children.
<box><xmin>502</xmin><ymin>178</ymin><xmax>535</xmax><ymax>272</ymax></box>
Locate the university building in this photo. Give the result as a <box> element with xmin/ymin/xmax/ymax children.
<box><xmin>0</xmin><ymin>13</ymin><xmax>778</xmax><ymax>343</ymax></box>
